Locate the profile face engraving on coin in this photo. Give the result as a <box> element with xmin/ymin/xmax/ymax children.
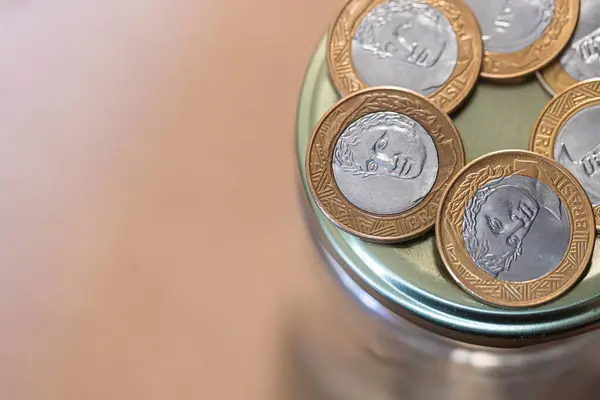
<box><xmin>531</xmin><ymin>79</ymin><xmax>600</xmax><ymax>228</ymax></box>
<box><xmin>307</xmin><ymin>87</ymin><xmax>465</xmax><ymax>243</ymax></box>
<box><xmin>462</xmin><ymin>175</ymin><xmax>570</xmax><ymax>282</ymax></box>
<box><xmin>464</xmin><ymin>0</ymin><xmax>578</xmax><ymax>80</ymax></box>
<box><xmin>436</xmin><ymin>151</ymin><xmax>595</xmax><ymax>308</ymax></box>
<box><xmin>328</xmin><ymin>0</ymin><xmax>482</xmax><ymax>114</ymax></box>
<box><xmin>352</xmin><ymin>2</ymin><xmax>458</xmax><ymax>96</ymax></box>
<box><xmin>332</xmin><ymin>111</ymin><xmax>439</xmax><ymax>215</ymax></box>
<box><xmin>555</xmin><ymin>105</ymin><xmax>600</xmax><ymax>206</ymax></box>
<box><xmin>539</xmin><ymin>0</ymin><xmax>600</xmax><ymax>94</ymax></box>
<box><xmin>466</xmin><ymin>0</ymin><xmax>555</xmax><ymax>53</ymax></box>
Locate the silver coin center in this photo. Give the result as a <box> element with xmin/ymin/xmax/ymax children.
<box><xmin>462</xmin><ymin>174</ymin><xmax>570</xmax><ymax>282</ymax></box>
<box><xmin>555</xmin><ymin>104</ymin><xmax>600</xmax><ymax>206</ymax></box>
<box><xmin>466</xmin><ymin>0</ymin><xmax>555</xmax><ymax>53</ymax></box>
<box><xmin>332</xmin><ymin>111</ymin><xmax>439</xmax><ymax>215</ymax></box>
<box><xmin>351</xmin><ymin>0</ymin><xmax>458</xmax><ymax>96</ymax></box>
<box><xmin>560</xmin><ymin>0</ymin><xmax>600</xmax><ymax>81</ymax></box>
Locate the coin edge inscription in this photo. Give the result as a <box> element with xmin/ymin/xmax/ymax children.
<box><xmin>307</xmin><ymin>87</ymin><xmax>466</xmax><ymax>243</ymax></box>
<box><xmin>435</xmin><ymin>150</ymin><xmax>595</xmax><ymax>308</ymax></box>
<box><xmin>327</xmin><ymin>0</ymin><xmax>482</xmax><ymax>114</ymax></box>
<box><xmin>530</xmin><ymin>78</ymin><xmax>600</xmax><ymax>227</ymax></box>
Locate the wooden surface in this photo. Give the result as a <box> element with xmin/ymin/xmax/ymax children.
<box><xmin>0</xmin><ymin>1</ymin><xmax>345</xmax><ymax>398</ymax></box>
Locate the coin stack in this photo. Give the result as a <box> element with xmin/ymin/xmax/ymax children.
<box><xmin>306</xmin><ymin>0</ymin><xmax>600</xmax><ymax>308</ymax></box>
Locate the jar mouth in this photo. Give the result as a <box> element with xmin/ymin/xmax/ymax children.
<box><xmin>296</xmin><ymin>36</ymin><xmax>600</xmax><ymax>347</ymax></box>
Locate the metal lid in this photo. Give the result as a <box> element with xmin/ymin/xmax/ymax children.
<box><xmin>296</xmin><ymin>37</ymin><xmax>600</xmax><ymax>347</ymax></box>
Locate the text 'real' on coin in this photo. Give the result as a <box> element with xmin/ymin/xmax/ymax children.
<box><xmin>327</xmin><ymin>0</ymin><xmax>482</xmax><ymax>114</ymax></box>
<box><xmin>465</xmin><ymin>0</ymin><xmax>579</xmax><ymax>81</ymax></box>
<box><xmin>306</xmin><ymin>87</ymin><xmax>465</xmax><ymax>243</ymax></box>
<box><xmin>538</xmin><ymin>0</ymin><xmax>600</xmax><ymax>95</ymax></box>
<box><xmin>531</xmin><ymin>78</ymin><xmax>600</xmax><ymax>228</ymax></box>
<box><xmin>436</xmin><ymin>150</ymin><xmax>595</xmax><ymax>308</ymax></box>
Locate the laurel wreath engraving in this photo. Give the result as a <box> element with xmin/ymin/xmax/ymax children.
<box><xmin>449</xmin><ymin>164</ymin><xmax>513</xmax><ymax>231</ymax></box>
<box><xmin>333</xmin><ymin>112</ymin><xmax>421</xmax><ymax>177</ymax></box>
<box><xmin>531</xmin><ymin>79</ymin><xmax>600</xmax><ymax>228</ymax></box>
<box><xmin>438</xmin><ymin>153</ymin><xmax>595</xmax><ymax>307</ymax></box>
<box><xmin>307</xmin><ymin>89</ymin><xmax>462</xmax><ymax>242</ymax></box>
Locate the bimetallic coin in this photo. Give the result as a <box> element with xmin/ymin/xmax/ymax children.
<box><xmin>327</xmin><ymin>0</ymin><xmax>482</xmax><ymax>114</ymax></box>
<box><xmin>530</xmin><ymin>79</ymin><xmax>600</xmax><ymax>227</ymax></box>
<box><xmin>465</xmin><ymin>0</ymin><xmax>579</xmax><ymax>81</ymax></box>
<box><xmin>436</xmin><ymin>150</ymin><xmax>595</xmax><ymax>308</ymax></box>
<box><xmin>538</xmin><ymin>0</ymin><xmax>600</xmax><ymax>95</ymax></box>
<box><xmin>306</xmin><ymin>87</ymin><xmax>465</xmax><ymax>243</ymax></box>
<box><xmin>333</xmin><ymin>112</ymin><xmax>439</xmax><ymax>215</ymax></box>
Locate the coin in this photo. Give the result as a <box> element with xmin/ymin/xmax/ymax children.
<box><xmin>465</xmin><ymin>0</ymin><xmax>579</xmax><ymax>81</ymax></box>
<box><xmin>530</xmin><ymin>79</ymin><xmax>600</xmax><ymax>228</ymax></box>
<box><xmin>306</xmin><ymin>87</ymin><xmax>465</xmax><ymax>243</ymax></box>
<box><xmin>538</xmin><ymin>0</ymin><xmax>600</xmax><ymax>95</ymax></box>
<box><xmin>327</xmin><ymin>0</ymin><xmax>482</xmax><ymax>114</ymax></box>
<box><xmin>436</xmin><ymin>150</ymin><xmax>595</xmax><ymax>308</ymax></box>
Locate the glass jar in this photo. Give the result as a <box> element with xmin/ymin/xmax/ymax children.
<box><xmin>290</xmin><ymin>37</ymin><xmax>600</xmax><ymax>399</ymax></box>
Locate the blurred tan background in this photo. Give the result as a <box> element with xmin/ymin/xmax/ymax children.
<box><xmin>0</xmin><ymin>0</ymin><xmax>345</xmax><ymax>398</ymax></box>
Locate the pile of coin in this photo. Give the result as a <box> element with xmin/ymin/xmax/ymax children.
<box><xmin>305</xmin><ymin>0</ymin><xmax>600</xmax><ymax>308</ymax></box>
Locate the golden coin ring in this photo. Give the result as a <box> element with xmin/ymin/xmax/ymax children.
<box><xmin>306</xmin><ymin>87</ymin><xmax>465</xmax><ymax>243</ymax></box>
<box><xmin>436</xmin><ymin>151</ymin><xmax>595</xmax><ymax>308</ymax></box>
<box><xmin>530</xmin><ymin>78</ymin><xmax>600</xmax><ymax>228</ymax></box>
<box><xmin>481</xmin><ymin>0</ymin><xmax>579</xmax><ymax>80</ymax></box>
<box><xmin>327</xmin><ymin>0</ymin><xmax>482</xmax><ymax>114</ymax></box>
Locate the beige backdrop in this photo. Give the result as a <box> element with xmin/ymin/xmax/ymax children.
<box><xmin>0</xmin><ymin>0</ymin><xmax>345</xmax><ymax>398</ymax></box>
